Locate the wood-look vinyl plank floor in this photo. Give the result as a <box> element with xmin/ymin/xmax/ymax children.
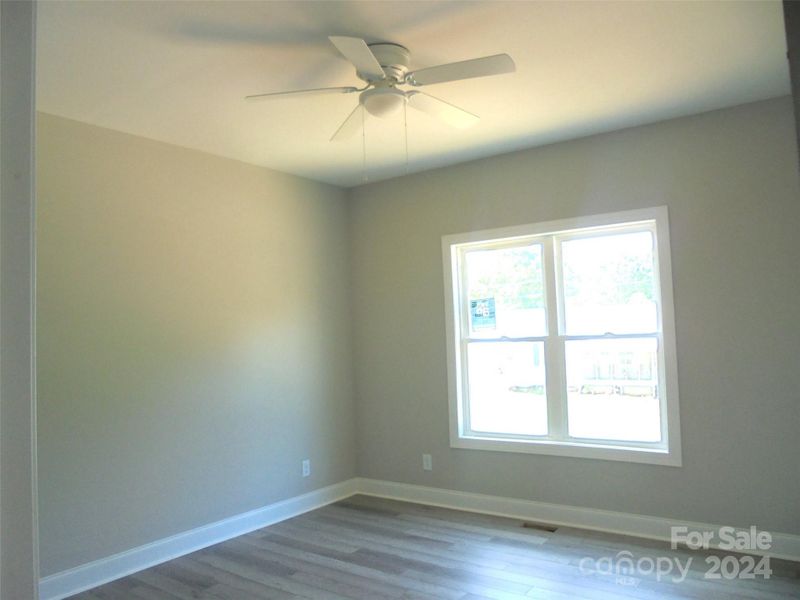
<box><xmin>71</xmin><ymin>495</ymin><xmax>800</xmax><ymax>600</ymax></box>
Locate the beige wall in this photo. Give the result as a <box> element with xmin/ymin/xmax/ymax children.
<box><xmin>36</xmin><ymin>113</ymin><xmax>356</xmax><ymax>575</ymax></box>
<box><xmin>37</xmin><ymin>96</ymin><xmax>800</xmax><ymax>579</ymax></box>
<box><xmin>349</xmin><ymin>97</ymin><xmax>800</xmax><ymax>535</ymax></box>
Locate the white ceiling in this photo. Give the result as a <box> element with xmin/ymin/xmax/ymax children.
<box><xmin>37</xmin><ymin>1</ymin><xmax>790</xmax><ymax>188</ymax></box>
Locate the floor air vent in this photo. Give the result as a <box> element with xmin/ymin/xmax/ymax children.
<box><xmin>521</xmin><ymin>521</ymin><xmax>558</xmax><ymax>532</ymax></box>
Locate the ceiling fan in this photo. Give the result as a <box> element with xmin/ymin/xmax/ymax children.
<box><xmin>246</xmin><ymin>36</ymin><xmax>515</xmax><ymax>141</ymax></box>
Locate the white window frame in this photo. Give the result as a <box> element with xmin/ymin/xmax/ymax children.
<box><xmin>442</xmin><ymin>207</ymin><xmax>682</xmax><ymax>466</ymax></box>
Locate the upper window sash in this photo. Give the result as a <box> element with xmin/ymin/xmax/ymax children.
<box><xmin>554</xmin><ymin>224</ymin><xmax>661</xmax><ymax>338</ymax></box>
<box><xmin>457</xmin><ymin>238</ymin><xmax>548</xmax><ymax>341</ymax></box>
<box><xmin>456</xmin><ymin>222</ymin><xmax>661</xmax><ymax>340</ymax></box>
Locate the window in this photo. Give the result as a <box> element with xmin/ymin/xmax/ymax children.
<box><xmin>442</xmin><ymin>207</ymin><xmax>681</xmax><ymax>465</ymax></box>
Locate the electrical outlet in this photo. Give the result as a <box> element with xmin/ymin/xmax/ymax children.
<box><xmin>302</xmin><ymin>459</ymin><xmax>311</xmax><ymax>477</ymax></box>
<box><xmin>422</xmin><ymin>454</ymin><xmax>432</xmax><ymax>471</ymax></box>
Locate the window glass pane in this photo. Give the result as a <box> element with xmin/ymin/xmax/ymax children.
<box><xmin>467</xmin><ymin>342</ymin><xmax>547</xmax><ymax>436</ymax></box>
<box><xmin>465</xmin><ymin>244</ymin><xmax>546</xmax><ymax>338</ymax></box>
<box><xmin>562</xmin><ymin>231</ymin><xmax>657</xmax><ymax>335</ymax></box>
<box><xmin>565</xmin><ymin>338</ymin><xmax>661</xmax><ymax>442</ymax></box>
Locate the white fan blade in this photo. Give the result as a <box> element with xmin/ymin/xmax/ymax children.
<box><xmin>246</xmin><ymin>86</ymin><xmax>358</xmax><ymax>101</ymax></box>
<box><xmin>407</xmin><ymin>92</ymin><xmax>479</xmax><ymax>129</ymax></box>
<box><xmin>330</xmin><ymin>104</ymin><xmax>364</xmax><ymax>141</ymax></box>
<box><xmin>406</xmin><ymin>54</ymin><xmax>515</xmax><ymax>86</ymax></box>
<box><xmin>329</xmin><ymin>36</ymin><xmax>386</xmax><ymax>81</ymax></box>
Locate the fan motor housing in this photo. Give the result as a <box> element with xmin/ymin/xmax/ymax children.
<box><xmin>366</xmin><ymin>43</ymin><xmax>410</xmax><ymax>82</ymax></box>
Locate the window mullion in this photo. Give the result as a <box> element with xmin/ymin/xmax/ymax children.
<box><xmin>543</xmin><ymin>236</ymin><xmax>566</xmax><ymax>440</ymax></box>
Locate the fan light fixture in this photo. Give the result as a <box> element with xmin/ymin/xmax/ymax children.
<box><xmin>359</xmin><ymin>88</ymin><xmax>406</xmax><ymax>118</ymax></box>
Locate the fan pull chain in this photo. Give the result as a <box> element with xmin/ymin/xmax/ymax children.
<box><xmin>403</xmin><ymin>100</ymin><xmax>409</xmax><ymax>176</ymax></box>
<box><xmin>361</xmin><ymin>107</ymin><xmax>368</xmax><ymax>184</ymax></box>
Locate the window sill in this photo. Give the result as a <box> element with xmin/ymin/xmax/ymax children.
<box><xmin>451</xmin><ymin>434</ymin><xmax>682</xmax><ymax>466</ymax></box>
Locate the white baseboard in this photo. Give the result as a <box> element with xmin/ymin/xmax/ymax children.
<box><xmin>40</xmin><ymin>476</ymin><xmax>800</xmax><ymax>599</ymax></box>
<box><xmin>355</xmin><ymin>478</ymin><xmax>800</xmax><ymax>562</ymax></box>
<box><xmin>38</xmin><ymin>479</ymin><xmax>359</xmax><ymax>600</ymax></box>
